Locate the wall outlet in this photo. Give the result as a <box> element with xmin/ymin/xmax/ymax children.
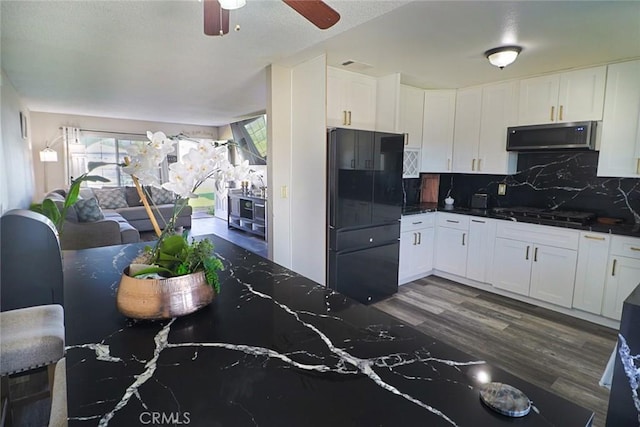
<box><xmin>498</xmin><ymin>183</ymin><xmax>507</xmax><ymax>196</ymax></box>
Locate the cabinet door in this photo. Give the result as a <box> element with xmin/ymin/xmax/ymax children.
<box><xmin>452</xmin><ymin>87</ymin><xmax>482</xmax><ymax>173</ymax></box>
<box><xmin>602</xmin><ymin>256</ymin><xmax>640</xmax><ymax>320</ymax></box>
<box><xmin>518</xmin><ymin>74</ymin><xmax>560</xmax><ymax>125</ymax></box>
<box><xmin>415</xmin><ymin>227</ymin><xmax>435</xmax><ymax>274</ymax></box>
<box><xmin>347</xmin><ymin>74</ymin><xmax>377</xmax><ymax>131</ymax></box>
<box><xmin>435</xmin><ymin>226</ymin><xmax>468</xmax><ymax>276</ymax></box>
<box><xmin>421</xmin><ymin>90</ymin><xmax>456</xmax><ymax>172</ymax></box>
<box><xmin>399</xmin><ymin>230</ymin><xmax>417</xmax><ymax>284</ymax></box>
<box><xmin>529</xmin><ymin>245</ymin><xmax>577</xmax><ymax>308</ymax></box>
<box><xmin>557</xmin><ymin>66</ymin><xmax>606</xmax><ymax>122</ymax></box>
<box><xmin>597</xmin><ymin>60</ymin><xmax>640</xmax><ymax>178</ymax></box>
<box><xmin>466</xmin><ymin>218</ymin><xmax>492</xmax><ymax>283</ymax></box>
<box><xmin>327</xmin><ymin>67</ymin><xmax>348</xmax><ymax>127</ymax></box>
<box><xmin>399</xmin><ymin>85</ymin><xmax>424</xmax><ymax>148</ymax></box>
<box><xmin>573</xmin><ymin>233</ymin><xmax>611</xmax><ymax>314</ymax></box>
<box><xmin>402</xmin><ymin>148</ymin><xmax>420</xmax><ymax>178</ymax></box>
<box><xmin>492</xmin><ymin>238</ymin><xmax>532</xmax><ymax>296</ymax></box>
<box><xmin>478</xmin><ymin>81</ymin><xmax>517</xmax><ymax>174</ymax></box>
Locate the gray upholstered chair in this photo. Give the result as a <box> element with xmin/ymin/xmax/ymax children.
<box><xmin>0</xmin><ymin>304</ymin><xmax>65</xmax><ymax>423</ymax></box>
<box><xmin>0</xmin><ymin>209</ymin><xmax>64</xmax><ymax>311</ymax></box>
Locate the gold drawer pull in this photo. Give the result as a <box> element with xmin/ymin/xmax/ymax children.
<box><xmin>559</xmin><ymin>105</ymin><xmax>564</xmax><ymax>121</ymax></box>
<box><xmin>631</xmin><ymin>247</ymin><xmax>640</xmax><ymax>251</ymax></box>
<box><xmin>612</xmin><ymin>259</ymin><xmax>617</xmax><ymax>276</ymax></box>
<box><xmin>526</xmin><ymin>245</ymin><xmax>530</xmax><ymax>260</ymax></box>
<box><xmin>584</xmin><ymin>235</ymin><xmax>605</xmax><ymax>241</ymax></box>
<box><xmin>550</xmin><ymin>106</ymin><xmax>555</xmax><ymax>121</ymax></box>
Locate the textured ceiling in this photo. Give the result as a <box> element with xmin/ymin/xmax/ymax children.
<box><xmin>2</xmin><ymin>1</ymin><xmax>639</xmax><ymax>127</ymax></box>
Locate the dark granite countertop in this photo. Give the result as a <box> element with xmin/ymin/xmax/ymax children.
<box><xmin>62</xmin><ymin>236</ymin><xmax>593</xmax><ymax>426</ymax></box>
<box><xmin>402</xmin><ymin>204</ymin><xmax>640</xmax><ymax>237</ymax></box>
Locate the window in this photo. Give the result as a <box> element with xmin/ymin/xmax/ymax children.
<box><xmin>230</xmin><ymin>114</ymin><xmax>267</xmax><ymax>165</ymax></box>
<box><xmin>69</xmin><ymin>133</ymin><xmax>163</xmax><ymax>187</ymax></box>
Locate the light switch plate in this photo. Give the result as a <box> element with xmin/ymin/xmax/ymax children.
<box><xmin>498</xmin><ymin>183</ymin><xmax>507</xmax><ymax>196</ymax></box>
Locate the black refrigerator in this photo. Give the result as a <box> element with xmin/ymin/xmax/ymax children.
<box><xmin>326</xmin><ymin>128</ymin><xmax>404</xmax><ymax>304</ymax></box>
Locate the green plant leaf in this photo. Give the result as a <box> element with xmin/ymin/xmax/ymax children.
<box><xmin>41</xmin><ymin>198</ymin><xmax>62</xmax><ymax>226</ymax></box>
<box><xmin>159</xmin><ymin>234</ymin><xmax>187</xmax><ymax>255</ymax></box>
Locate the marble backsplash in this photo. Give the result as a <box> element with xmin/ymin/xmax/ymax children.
<box><xmin>429</xmin><ymin>151</ymin><xmax>639</xmax><ymax>225</ymax></box>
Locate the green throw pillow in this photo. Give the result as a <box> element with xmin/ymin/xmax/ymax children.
<box><xmin>75</xmin><ymin>198</ymin><xmax>105</xmax><ymax>222</ymax></box>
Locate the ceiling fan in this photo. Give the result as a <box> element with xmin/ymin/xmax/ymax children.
<box><xmin>204</xmin><ymin>0</ymin><xmax>340</xmax><ymax>36</ymax></box>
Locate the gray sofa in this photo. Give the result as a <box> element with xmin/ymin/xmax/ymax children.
<box><xmin>45</xmin><ymin>186</ymin><xmax>192</xmax><ymax>250</ymax></box>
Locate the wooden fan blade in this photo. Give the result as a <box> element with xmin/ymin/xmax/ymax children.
<box><xmin>204</xmin><ymin>0</ymin><xmax>230</xmax><ymax>36</ymax></box>
<box><xmin>283</xmin><ymin>0</ymin><xmax>340</xmax><ymax>30</ymax></box>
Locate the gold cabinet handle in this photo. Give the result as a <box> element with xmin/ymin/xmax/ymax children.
<box><xmin>559</xmin><ymin>105</ymin><xmax>564</xmax><ymax>121</ymax></box>
<box><xmin>446</xmin><ymin>220</ymin><xmax>459</xmax><ymax>223</ymax></box>
<box><xmin>534</xmin><ymin>247</ymin><xmax>538</xmax><ymax>262</ymax></box>
<box><xmin>462</xmin><ymin>233</ymin><xmax>466</xmax><ymax>246</ymax></box>
<box><xmin>584</xmin><ymin>235</ymin><xmax>605</xmax><ymax>241</ymax></box>
<box><xmin>612</xmin><ymin>259</ymin><xmax>617</xmax><ymax>276</ymax></box>
<box><xmin>526</xmin><ymin>245</ymin><xmax>530</xmax><ymax>260</ymax></box>
<box><xmin>550</xmin><ymin>106</ymin><xmax>555</xmax><ymax>121</ymax></box>
<box><xmin>347</xmin><ymin>111</ymin><xmax>352</xmax><ymax>126</ymax></box>
<box><xmin>471</xmin><ymin>219</ymin><xmax>485</xmax><ymax>223</ymax></box>
<box><xmin>417</xmin><ymin>232</ymin><xmax>422</xmax><ymax>245</ymax></box>
<box><xmin>412</xmin><ymin>232</ymin><xmax>417</xmax><ymax>245</ymax></box>
<box><xmin>404</xmin><ymin>133</ymin><xmax>409</xmax><ymax>146</ymax></box>
<box><xmin>477</xmin><ymin>158</ymin><xmax>482</xmax><ymax>171</ymax></box>
<box><xmin>636</xmin><ymin>158</ymin><xmax>640</xmax><ymax>175</ymax></box>
<box><xmin>631</xmin><ymin>247</ymin><xmax>640</xmax><ymax>251</ymax></box>
<box><xmin>472</xmin><ymin>158</ymin><xmax>476</xmax><ymax>171</ymax></box>
<box><xmin>342</xmin><ymin>110</ymin><xmax>347</xmax><ymax>125</ymax></box>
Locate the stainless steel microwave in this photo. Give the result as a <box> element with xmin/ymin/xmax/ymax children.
<box><xmin>506</xmin><ymin>121</ymin><xmax>597</xmax><ymax>151</ymax></box>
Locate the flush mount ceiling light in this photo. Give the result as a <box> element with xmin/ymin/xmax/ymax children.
<box><xmin>484</xmin><ymin>45</ymin><xmax>522</xmax><ymax>69</ymax></box>
<box><xmin>218</xmin><ymin>0</ymin><xmax>246</xmax><ymax>10</ymax></box>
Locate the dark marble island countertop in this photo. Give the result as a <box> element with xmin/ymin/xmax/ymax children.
<box><xmin>63</xmin><ymin>236</ymin><xmax>593</xmax><ymax>426</ymax></box>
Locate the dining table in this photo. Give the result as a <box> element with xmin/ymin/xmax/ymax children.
<box><xmin>62</xmin><ymin>234</ymin><xmax>594</xmax><ymax>426</ymax></box>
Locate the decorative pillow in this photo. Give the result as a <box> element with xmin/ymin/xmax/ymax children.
<box><xmin>125</xmin><ymin>186</ymin><xmax>143</xmax><ymax>207</ymax></box>
<box><xmin>149</xmin><ymin>186</ymin><xmax>175</xmax><ymax>205</ymax></box>
<box><xmin>94</xmin><ymin>187</ymin><xmax>128</xmax><ymax>209</ymax></box>
<box><xmin>74</xmin><ymin>198</ymin><xmax>105</xmax><ymax>222</ymax></box>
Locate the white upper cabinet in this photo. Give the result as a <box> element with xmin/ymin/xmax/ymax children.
<box><xmin>327</xmin><ymin>67</ymin><xmax>377</xmax><ymax>131</ymax></box>
<box><xmin>517</xmin><ymin>66</ymin><xmax>606</xmax><ymax>125</ymax></box>
<box><xmin>452</xmin><ymin>82</ymin><xmax>517</xmax><ymax>174</ymax></box>
<box><xmin>597</xmin><ymin>60</ymin><xmax>640</xmax><ymax>178</ymax></box>
<box><xmin>478</xmin><ymin>81</ymin><xmax>518</xmax><ymax>174</ymax></box>
<box><xmin>452</xmin><ymin>87</ymin><xmax>483</xmax><ymax>173</ymax></box>
<box><xmin>421</xmin><ymin>90</ymin><xmax>456</xmax><ymax>173</ymax></box>
<box><xmin>376</xmin><ymin>74</ymin><xmax>401</xmax><ymax>134</ymax></box>
<box><xmin>398</xmin><ymin>85</ymin><xmax>425</xmax><ymax>148</ymax></box>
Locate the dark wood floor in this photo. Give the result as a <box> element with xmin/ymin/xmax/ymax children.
<box><xmin>373</xmin><ymin>275</ymin><xmax>617</xmax><ymax>427</ymax></box>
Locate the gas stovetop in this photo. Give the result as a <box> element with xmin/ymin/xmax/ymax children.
<box><xmin>491</xmin><ymin>207</ymin><xmax>596</xmax><ymax>226</ymax></box>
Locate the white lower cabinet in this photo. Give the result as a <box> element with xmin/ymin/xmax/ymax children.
<box><xmin>435</xmin><ymin>213</ymin><xmax>469</xmax><ymax>277</ymax></box>
<box><xmin>492</xmin><ymin>222</ymin><xmax>579</xmax><ymax>308</ymax></box>
<box><xmin>602</xmin><ymin>235</ymin><xmax>640</xmax><ymax>320</ymax></box>
<box><xmin>529</xmin><ymin>245</ymin><xmax>578</xmax><ymax>308</ymax></box>
<box><xmin>399</xmin><ymin>214</ymin><xmax>435</xmax><ymax>284</ymax></box>
<box><xmin>573</xmin><ymin>232</ymin><xmax>611</xmax><ymax>314</ymax></box>
<box><xmin>466</xmin><ymin>218</ymin><xmax>496</xmax><ymax>283</ymax></box>
<box><xmin>493</xmin><ymin>238</ymin><xmax>532</xmax><ymax>296</ymax></box>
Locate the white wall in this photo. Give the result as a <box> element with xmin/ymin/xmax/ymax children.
<box><xmin>267</xmin><ymin>64</ymin><xmax>293</xmax><ymax>268</ymax></box>
<box><xmin>268</xmin><ymin>55</ymin><xmax>327</xmax><ymax>284</ymax></box>
<box><xmin>0</xmin><ymin>69</ymin><xmax>35</xmax><ymax>212</ymax></box>
<box><xmin>30</xmin><ymin>112</ymin><xmax>218</xmax><ymax>199</ymax></box>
